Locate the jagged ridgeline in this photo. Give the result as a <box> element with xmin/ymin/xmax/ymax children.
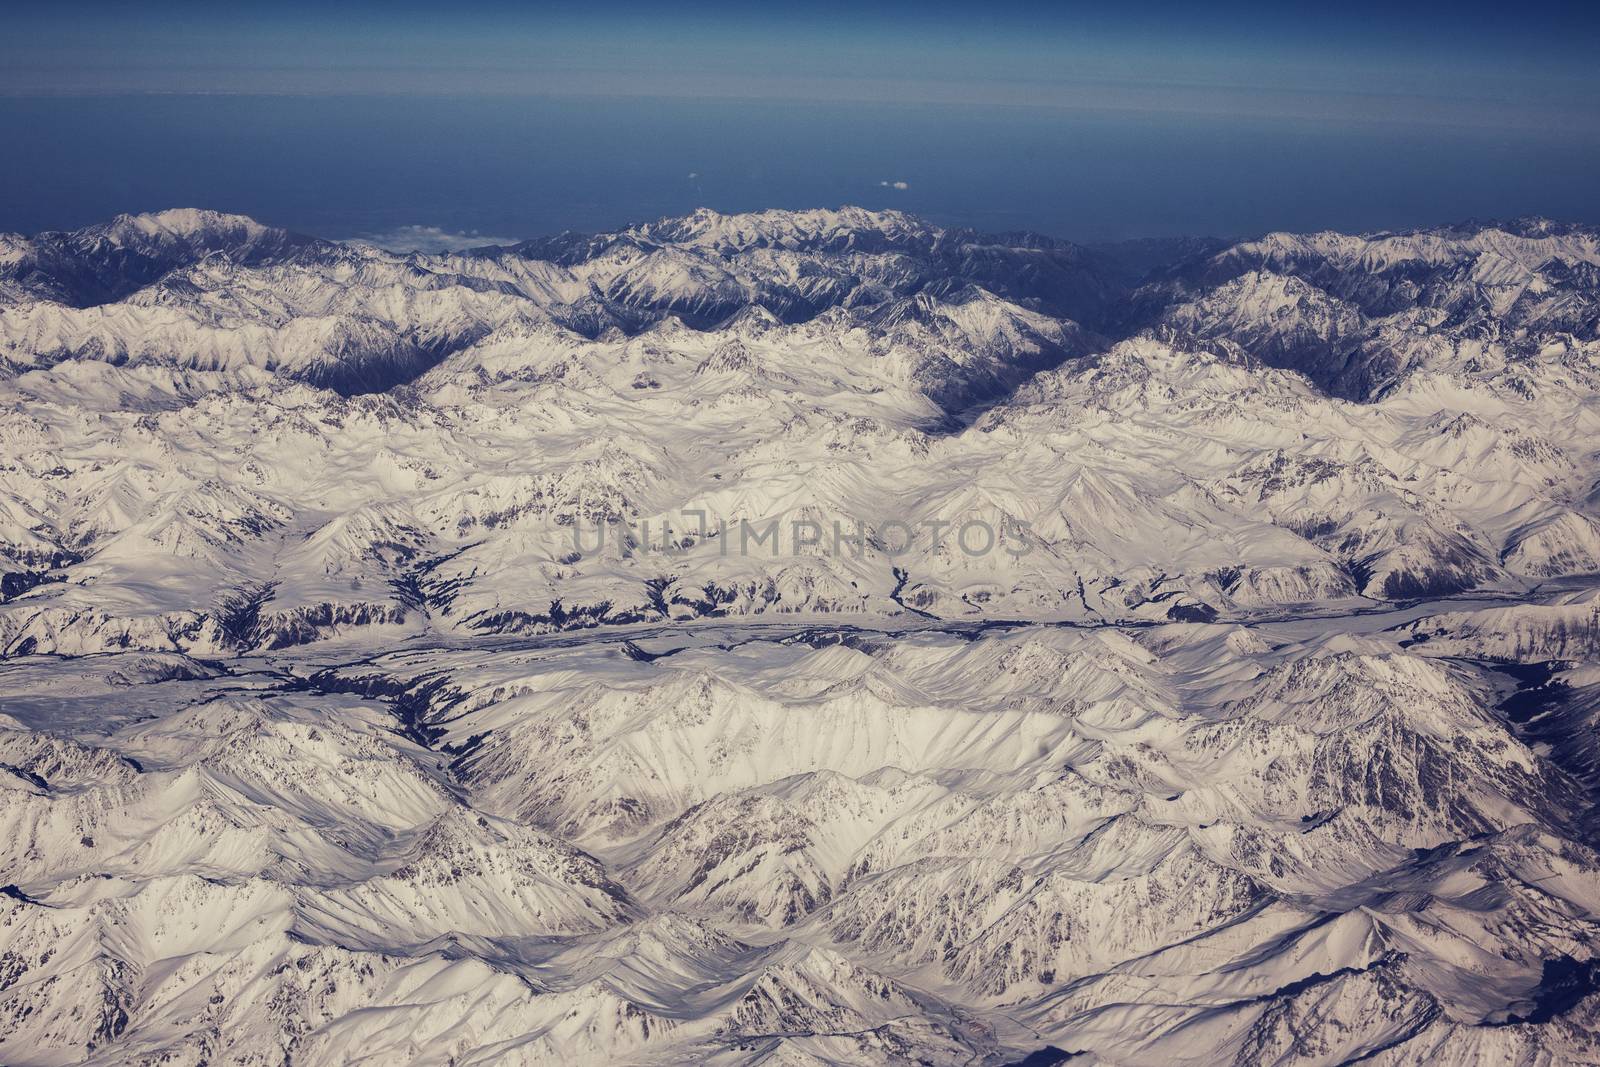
<box><xmin>3</xmin><ymin>208</ymin><xmax>1600</xmax><ymax>648</ymax></box>
<box><xmin>3</xmin><ymin>208</ymin><xmax>1600</xmax><ymax>1065</ymax></box>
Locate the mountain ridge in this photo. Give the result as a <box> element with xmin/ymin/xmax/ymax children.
<box><xmin>3</xmin><ymin>205</ymin><xmax>1600</xmax><ymax>1066</ymax></box>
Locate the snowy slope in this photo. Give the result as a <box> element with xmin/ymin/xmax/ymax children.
<box><xmin>2</xmin><ymin>208</ymin><xmax>1600</xmax><ymax>1065</ymax></box>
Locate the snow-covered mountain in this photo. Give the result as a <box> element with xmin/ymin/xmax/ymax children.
<box><xmin>2</xmin><ymin>207</ymin><xmax>1599</xmax><ymax>1065</ymax></box>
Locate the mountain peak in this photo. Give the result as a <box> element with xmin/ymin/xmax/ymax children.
<box><xmin>625</xmin><ymin>205</ymin><xmax>937</xmax><ymax>253</ymax></box>
<box><xmin>92</xmin><ymin>208</ymin><xmax>279</xmax><ymax>243</ymax></box>
<box><xmin>0</xmin><ymin>208</ymin><xmax>321</xmax><ymax>309</ymax></box>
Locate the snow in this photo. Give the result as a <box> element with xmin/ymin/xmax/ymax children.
<box><xmin>1</xmin><ymin>206</ymin><xmax>1599</xmax><ymax>1065</ymax></box>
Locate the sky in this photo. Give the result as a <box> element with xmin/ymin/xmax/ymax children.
<box><xmin>3</xmin><ymin>1</ymin><xmax>1598</xmax><ymax>242</ymax></box>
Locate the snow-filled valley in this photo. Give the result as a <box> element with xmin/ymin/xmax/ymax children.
<box><xmin>2</xmin><ymin>206</ymin><xmax>1600</xmax><ymax>1064</ymax></box>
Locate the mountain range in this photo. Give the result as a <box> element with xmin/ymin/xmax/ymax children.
<box><xmin>2</xmin><ymin>206</ymin><xmax>1599</xmax><ymax>1065</ymax></box>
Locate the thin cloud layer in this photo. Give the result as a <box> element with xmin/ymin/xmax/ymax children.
<box><xmin>347</xmin><ymin>225</ymin><xmax>520</xmax><ymax>253</ymax></box>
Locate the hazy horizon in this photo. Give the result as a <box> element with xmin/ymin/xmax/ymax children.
<box><xmin>5</xmin><ymin>93</ymin><xmax>1598</xmax><ymax>246</ymax></box>
<box><xmin>5</xmin><ymin>1</ymin><xmax>1598</xmax><ymax>243</ymax></box>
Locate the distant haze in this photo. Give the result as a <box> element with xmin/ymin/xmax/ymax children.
<box><xmin>3</xmin><ymin>0</ymin><xmax>1597</xmax><ymax>241</ymax></box>
<box><xmin>5</xmin><ymin>94</ymin><xmax>1599</xmax><ymax>244</ymax></box>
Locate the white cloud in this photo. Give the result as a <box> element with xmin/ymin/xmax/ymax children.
<box><xmin>878</xmin><ymin>180</ymin><xmax>910</xmax><ymax>191</ymax></box>
<box><xmin>344</xmin><ymin>225</ymin><xmax>520</xmax><ymax>253</ymax></box>
<box><xmin>687</xmin><ymin>171</ymin><xmax>700</xmax><ymax>180</ymax></box>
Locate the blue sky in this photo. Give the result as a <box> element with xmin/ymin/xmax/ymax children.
<box><xmin>2</xmin><ymin>2</ymin><xmax>1598</xmax><ymax>239</ymax></box>
<box><xmin>8</xmin><ymin>1</ymin><xmax>1598</xmax><ymax>130</ymax></box>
